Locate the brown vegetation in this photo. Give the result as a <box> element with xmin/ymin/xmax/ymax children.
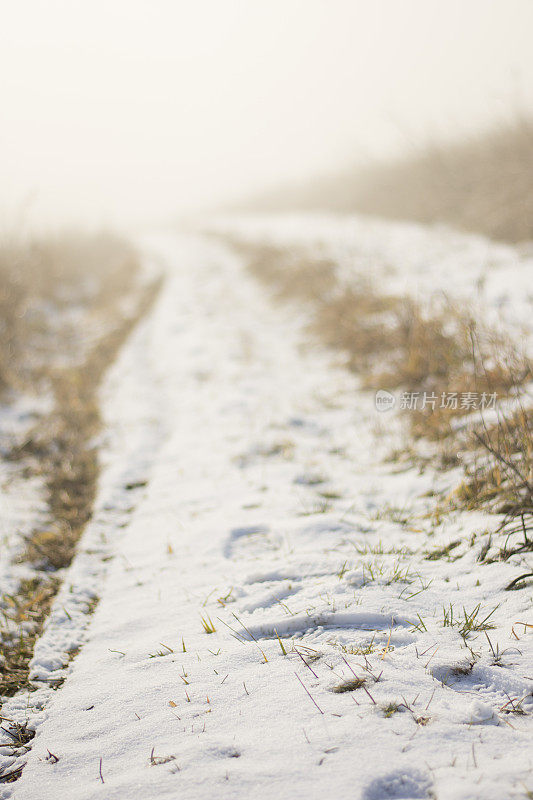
<box><xmin>0</xmin><ymin>232</ymin><xmax>161</xmax><ymax>702</ymax></box>
<box><xmin>232</xmin><ymin>241</ymin><xmax>532</xmax><ymax>547</ymax></box>
<box><xmin>249</xmin><ymin>116</ymin><xmax>533</xmax><ymax>244</ymax></box>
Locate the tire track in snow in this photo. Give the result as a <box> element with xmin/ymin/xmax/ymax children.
<box><xmin>7</xmin><ymin>231</ymin><xmax>533</xmax><ymax>800</ymax></box>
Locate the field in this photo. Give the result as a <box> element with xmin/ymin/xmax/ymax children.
<box><xmin>0</xmin><ymin>217</ymin><xmax>531</xmax><ymax>800</ymax></box>
<box><xmin>2</xmin><ymin>1</ymin><xmax>532</xmax><ymax>797</ymax></box>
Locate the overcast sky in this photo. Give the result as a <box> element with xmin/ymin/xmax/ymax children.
<box><xmin>1</xmin><ymin>0</ymin><xmax>533</xmax><ymax>228</ymax></box>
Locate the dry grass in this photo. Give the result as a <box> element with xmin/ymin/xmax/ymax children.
<box><xmin>0</xmin><ymin>231</ymin><xmax>139</xmax><ymax>395</ymax></box>
<box><xmin>249</xmin><ymin>115</ymin><xmax>533</xmax><ymax>244</ymax></box>
<box><xmin>349</xmin><ymin>117</ymin><xmax>533</xmax><ymax>243</ymax></box>
<box><xmin>312</xmin><ymin>284</ymin><xmax>399</xmax><ymax>374</ymax></box>
<box><xmin>456</xmin><ymin>405</ymin><xmax>533</xmax><ymax>522</ymax></box>
<box><xmin>12</xmin><ymin>270</ymin><xmax>162</xmax><ymax>572</ymax></box>
<box><xmin>234</xmin><ymin>241</ymin><xmax>533</xmax><ymax>544</ymax></box>
<box><xmin>0</xmin><ymin>231</ymin><xmax>162</xmax><ymax>703</ymax></box>
<box><xmin>0</xmin><ymin>577</ymin><xmax>59</xmax><ymax>697</ymax></box>
<box><xmin>232</xmin><ymin>240</ymin><xmax>337</xmax><ymax>303</ymax></box>
<box><xmin>331</xmin><ymin>677</ymin><xmax>366</xmax><ymax>693</ymax></box>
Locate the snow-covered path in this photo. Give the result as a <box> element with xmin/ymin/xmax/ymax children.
<box><xmin>9</xmin><ymin>232</ymin><xmax>532</xmax><ymax>800</ymax></box>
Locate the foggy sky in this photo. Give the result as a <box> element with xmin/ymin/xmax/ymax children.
<box><xmin>2</xmin><ymin>0</ymin><xmax>533</xmax><ymax>228</ymax></box>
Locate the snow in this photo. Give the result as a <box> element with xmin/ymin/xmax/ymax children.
<box><xmin>0</xmin><ymin>394</ymin><xmax>50</xmax><ymax>611</ymax></box>
<box><xmin>1</xmin><ymin>221</ymin><xmax>532</xmax><ymax>799</ymax></box>
<box><xmin>212</xmin><ymin>212</ymin><xmax>533</xmax><ymax>339</ymax></box>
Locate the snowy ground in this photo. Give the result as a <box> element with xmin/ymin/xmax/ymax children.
<box><xmin>213</xmin><ymin>213</ymin><xmax>533</xmax><ymax>335</ymax></box>
<box><xmin>1</xmin><ymin>222</ymin><xmax>532</xmax><ymax>799</ymax></box>
<box><xmin>0</xmin><ymin>396</ymin><xmax>51</xmax><ymax>620</ymax></box>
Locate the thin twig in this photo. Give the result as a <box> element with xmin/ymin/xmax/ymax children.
<box><xmin>294</xmin><ymin>672</ymin><xmax>324</xmax><ymax>714</ymax></box>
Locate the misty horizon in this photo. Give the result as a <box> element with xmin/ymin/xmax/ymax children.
<box><xmin>2</xmin><ymin>0</ymin><xmax>533</xmax><ymax>228</ymax></box>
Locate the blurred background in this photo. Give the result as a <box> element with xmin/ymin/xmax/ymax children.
<box><xmin>1</xmin><ymin>0</ymin><xmax>533</xmax><ymax>236</ymax></box>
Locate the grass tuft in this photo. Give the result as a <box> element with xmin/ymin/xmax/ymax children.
<box><xmin>332</xmin><ymin>677</ymin><xmax>366</xmax><ymax>693</ymax></box>
<box><xmin>200</xmin><ymin>614</ymin><xmax>217</xmax><ymax>634</ymax></box>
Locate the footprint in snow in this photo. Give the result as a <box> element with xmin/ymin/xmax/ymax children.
<box><xmin>286</xmin><ymin>416</ymin><xmax>326</xmax><ymax>436</ymax></box>
<box><xmin>293</xmin><ymin>472</ymin><xmax>327</xmax><ymax>486</ymax></box>
<box><xmin>223</xmin><ymin>524</ymin><xmax>270</xmax><ymax>558</ymax></box>
<box><xmin>362</xmin><ymin>770</ymin><xmax>434</xmax><ymax>800</ymax></box>
<box><xmin>208</xmin><ymin>745</ymin><xmax>241</xmax><ymax>760</ymax></box>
